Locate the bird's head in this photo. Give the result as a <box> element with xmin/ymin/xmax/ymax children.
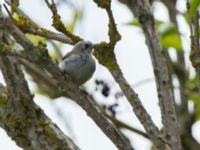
<box><xmin>72</xmin><ymin>41</ymin><xmax>94</xmax><ymax>54</ymax></box>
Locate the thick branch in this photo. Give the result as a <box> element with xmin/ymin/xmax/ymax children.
<box><xmin>118</xmin><ymin>1</ymin><xmax>182</xmax><ymax>149</ymax></box>
<box><xmin>163</xmin><ymin>0</ymin><xmax>189</xmax><ymax>113</ymax></box>
<box><xmin>189</xmin><ymin>9</ymin><xmax>200</xmax><ymax>78</ymax></box>
<box><xmin>93</xmin><ymin>1</ymin><xmax>168</xmax><ymax>150</ymax></box>
<box><xmin>162</xmin><ymin>2</ymin><xmax>200</xmax><ymax>150</ymax></box>
<box><xmin>18</xmin><ymin>58</ymin><xmax>62</xmax><ymax>98</ymax></box>
<box><xmin>22</xmin><ymin>27</ymin><xmax>73</xmax><ymax>44</ymax></box>
<box><xmin>0</xmin><ymin>55</ymin><xmax>80</xmax><ymax>150</ymax></box>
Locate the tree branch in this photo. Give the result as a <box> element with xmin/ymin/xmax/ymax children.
<box><xmin>189</xmin><ymin>7</ymin><xmax>200</xmax><ymax>78</ymax></box>
<box><xmin>1</xmin><ymin>16</ymin><xmax>133</xmax><ymax>150</ymax></box>
<box><xmin>44</xmin><ymin>0</ymin><xmax>82</xmax><ymax>44</ymax></box>
<box><xmin>4</xmin><ymin>2</ymin><xmax>73</xmax><ymax>45</ymax></box>
<box><xmin>105</xmin><ymin>114</ymin><xmax>149</xmax><ymax>140</ymax></box>
<box><xmin>0</xmin><ymin>55</ymin><xmax>80</xmax><ymax>150</ymax></box>
<box><xmin>92</xmin><ymin>1</ymin><xmax>169</xmax><ymax>149</ymax></box>
<box><xmin>118</xmin><ymin>1</ymin><xmax>182</xmax><ymax>150</ymax></box>
<box><xmin>22</xmin><ymin>27</ymin><xmax>73</xmax><ymax>44</ymax></box>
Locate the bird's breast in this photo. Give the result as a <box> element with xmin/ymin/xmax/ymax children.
<box><xmin>59</xmin><ymin>54</ymin><xmax>95</xmax><ymax>85</ymax></box>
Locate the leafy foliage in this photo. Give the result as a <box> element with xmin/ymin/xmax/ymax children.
<box><xmin>159</xmin><ymin>23</ymin><xmax>182</xmax><ymax>50</ymax></box>
<box><xmin>126</xmin><ymin>20</ymin><xmax>182</xmax><ymax>50</ymax></box>
<box><xmin>190</xmin><ymin>0</ymin><xmax>200</xmax><ymax>19</ymax></box>
<box><xmin>187</xmin><ymin>75</ymin><xmax>200</xmax><ymax>120</ymax></box>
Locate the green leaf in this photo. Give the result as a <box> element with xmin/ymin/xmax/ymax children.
<box><xmin>159</xmin><ymin>23</ymin><xmax>182</xmax><ymax>50</ymax></box>
<box><xmin>49</xmin><ymin>51</ymin><xmax>59</xmax><ymax>62</ymax></box>
<box><xmin>190</xmin><ymin>0</ymin><xmax>200</xmax><ymax>19</ymax></box>
<box><xmin>126</xmin><ymin>19</ymin><xmax>164</xmax><ymax>29</ymax></box>
<box><xmin>188</xmin><ymin>75</ymin><xmax>200</xmax><ymax>120</ymax></box>
<box><xmin>160</xmin><ymin>34</ymin><xmax>182</xmax><ymax>50</ymax></box>
<box><xmin>126</xmin><ymin>20</ymin><xmax>182</xmax><ymax>50</ymax></box>
<box><xmin>189</xmin><ymin>92</ymin><xmax>200</xmax><ymax>120</ymax></box>
<box><xmin>126</xmin><ymin>20</ymin><xmax>141</xmax><ymax>27</ymax></box>
<box><xmin>65</xmin><ymin>10</ymin><xmax>82</xmax><ymax>33</ymax></box>
<box><xmin>26</xmin><ymin>34</ymin><xmax>46</xmax><ymax>46</ymax></box>
<box><xmin>182</xmin><ymin>11</ymin><xmax>189</xmax><ymax>24</ymax></box>
<box><xmin>187</xmin><ymin>75</ymin><xmax>199</xmax><ymax>90</ymax></box>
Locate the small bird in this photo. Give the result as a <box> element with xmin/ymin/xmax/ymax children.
<box><xmin>59</xmin><ymin>41</ymin><xmax>96</xmax><ymax>85</ymax></box>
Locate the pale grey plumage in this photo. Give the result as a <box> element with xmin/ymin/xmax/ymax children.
<box><xmin>59</xmin><ymin>41</ymin><xmax>96</xmax><ymax>85</ymax></box>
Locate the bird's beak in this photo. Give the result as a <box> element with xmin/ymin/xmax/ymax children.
<box><xmin>91</xmin><ymin>44</ymin><xmax>94</xmax><ymax>49</ymax></box>
<box><xmin>91</xmin><ymin>45</ymin><xmax>95</xmax><ymax>53</ymax></box>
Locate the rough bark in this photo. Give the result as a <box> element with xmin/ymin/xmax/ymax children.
<box><xmin>118</xmin><ymin>0</ymin><xmax>182</xmax><ymax>150</ymax></box>
<box><xmin>0</xmin><ymin>56</ymin><xmax>80</xmax><ymax>150</ymax></box>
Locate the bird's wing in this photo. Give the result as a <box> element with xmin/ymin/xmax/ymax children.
<box><xmin>62</xmin><ymin>51</ymin><xmax>73</xmax><ymax>60</ymax></box>
<box><xmin>60</xmin><ymin>53</ymin><xmax>84</xmax><ymax>71</ymax></box>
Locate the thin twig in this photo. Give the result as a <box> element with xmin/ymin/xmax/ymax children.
<box><xmin>4</xmin><ymin>3</ymin><xmax>73</xmax><ymax>45</ymax></box>
<box><xmin>186</xmin><ymin>0</ymin><xmax>194</xmax><ymax>36</ymax></box>
<box><xmin>44</xmin><ymin>0</ymin><xmax>82</xmax><ymax>43</ymax></box>
<box><xmin>105</xmin><ymin>113</ymin><xmax>150</xmax><ymax>139</ymax></box>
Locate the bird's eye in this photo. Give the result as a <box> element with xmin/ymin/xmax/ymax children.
<box><xmin>84</xmin><ymin>43</ymin><xmax>90</xmax><ymax>49</ymax></box>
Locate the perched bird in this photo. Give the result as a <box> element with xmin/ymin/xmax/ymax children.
<box><xmin>59</xmin><ymin>41</ymin><xmax>96</xmax><ymax>85</ymax></box>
